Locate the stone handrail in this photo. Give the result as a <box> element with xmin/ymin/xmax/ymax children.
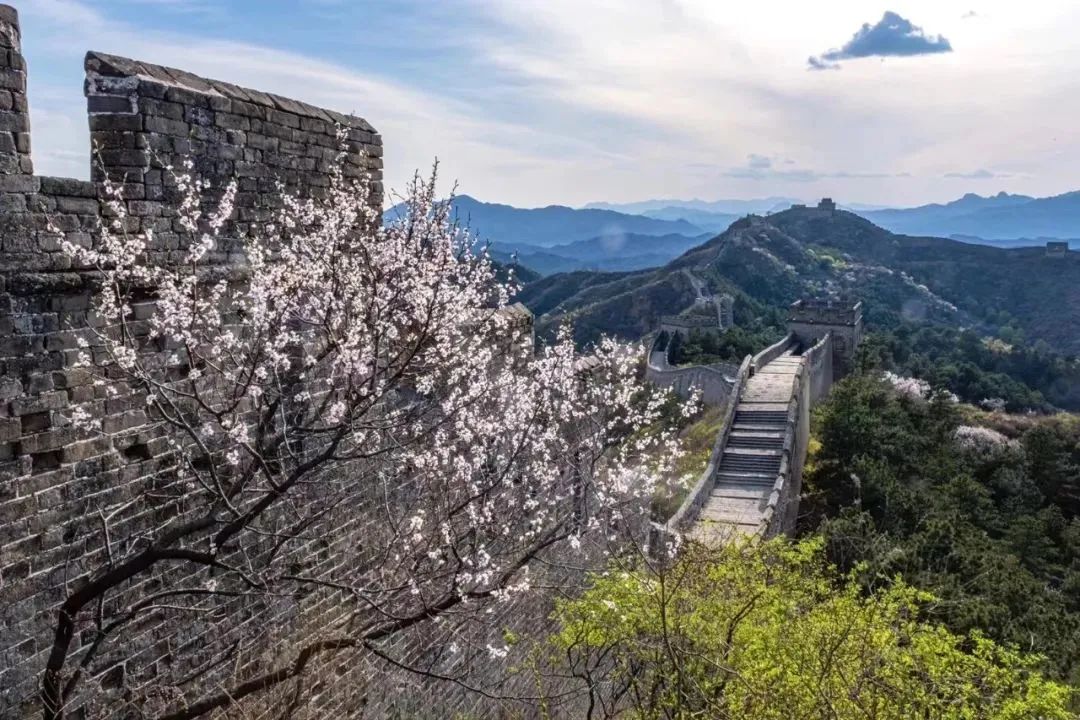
<box><xmin>802</xmin><ymin>331</ymin><xmax>834</xmax><ymax>406</ymax></box>
<box><xmin>750</xmin><ymin>331</ymin><xmax>796</xmax><ymax>374</ymax></box>
<box><xmin>645</xmin><ymin>334</ymin><xmax>739</xmax><ymax>406</ymax></box>
<box><xmin>757</xmin><ymin>360</ymin><xmax>806</xmax><ymax>536</ymax></box>
<box><xmin>664</xmin><ymin>353</ymin><xmax>753</xmax><ymax>534</ymax></box>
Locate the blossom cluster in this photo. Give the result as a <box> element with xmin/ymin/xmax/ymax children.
<box><xmin>59</xmin><ymin>139</ymin><xmax>688</xmax><ymax>663</ymax></box>
<box><xmin>882</xmin><ymin>371</ymin><xmax>958</xmax><ymax>403</ymax></box>
<box><xmin>954</xmin><ymin>425</ymin><xmax>1018</xmax><ymax>454</ymax></box>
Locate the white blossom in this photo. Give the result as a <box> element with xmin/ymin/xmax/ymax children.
<box><xmin>60</xmin><ymin>149</ymin><xmax>689</xmax><ymax>675</ymax></box>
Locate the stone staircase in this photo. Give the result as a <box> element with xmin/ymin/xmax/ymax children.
<box><xmin>692</xmin><ymin>354</ymin><xmax>803</xmax><ymax>544</ymax></box>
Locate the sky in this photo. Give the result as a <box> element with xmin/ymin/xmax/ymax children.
<box><xmin>14</xmin><ymin>0</ymin><xmax>1080</xmax><ymax>208</ymax></box>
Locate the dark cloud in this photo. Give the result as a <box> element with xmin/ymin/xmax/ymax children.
<box><xmin>720</xmin><ymin>156</ymin><xmax>907</xmax><ymax>183</ymax></box>
<box><xmin>944</xmin><ymin>169</ymin><xmax>1011</xmax><ymax>179</ymax></box>
<box><xmin>809</xmin><ymin>11</ymin><xmax>952</xmax><ymax>70</ymax></box>
<box><xmin>746</xmin><ymin>153</ymin><xmax>772</xmax><ymax>169</ymax></box>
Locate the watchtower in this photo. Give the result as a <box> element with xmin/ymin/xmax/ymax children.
<box><xmin>788</xmin><ymin>298</ymin><xmax>863</xmax><ymax>378</ymax></box>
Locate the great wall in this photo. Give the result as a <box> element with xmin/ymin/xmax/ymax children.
<box><xmin>0</xmin><ymin>3</ymin><xmax>863</xmax><ymax>716</ymax></box>
<box><xmin>660</xmin><ymin>298</ymin><xmax>863</xmax><ymax>543</ymax></box>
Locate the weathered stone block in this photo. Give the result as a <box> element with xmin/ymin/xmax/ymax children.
<box><xmin>0</xmin><ymin>377</ymin><xmax>22</xmax><ymax>400</ymax></box>
<box><xmin>10</xmin><ymin>391</ymin><xmax>68</xmax><ymax>416</ymax></box>
<box><xmin>86</xmin><ymin>95</ymin><xmax>133</xmax><ymax>115</ymax></box>
<box><xmin>88</xmin><ymin>112</ymin><xmax>142</xmax><ymax>132</ymax></box>
<box><xmin>0</xmin><ymin>173</ymin><xmax>36</xmax><ymax>192</ymax></box>
<box><xmin>0</xmin><ymin>417</ymin><xmax>19</xmax><ymax>442</ymax></box>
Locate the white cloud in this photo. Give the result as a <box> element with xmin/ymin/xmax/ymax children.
<box><xmin>21</xmin><ymin>0</ymin><xmax>603</xmax><ymax>202</ymax></box>
<box><xmin>17</xmin><ymin>0</ymin><xmax>1080</xmax><ymax>207</ymax></box>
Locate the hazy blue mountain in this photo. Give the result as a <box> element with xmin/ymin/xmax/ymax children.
<box><xmin>640</xmin><ymin>207</ymin><xmax>739</xmax><ymax>232</ymax></box>
<box><xmin>856</xmin><ymin>191</ymin><xmax>1080</xmax><ymax>239</ymax></box>
<box><xmin>585</xmin><ymin>197</ymin><xmax>800</xmax><ymax>216</ymax></box>
<box><xmin>385</xmin><ymin>195</ymin><xmax>702</xmax><ymax>248</ymax></box>
<box><xmin>491</xmin><ymin>232</ymin><xmax>712</xmax><ymax>276</ymax></box>
<box><xmin>950</xmin><ymin>235</ymin><xmax>1080</xmax><ymax>249</ymax></box>
<box><xmin>841</xmin><ymin>202</ymin><xmax>896</xmax><ymax>212</ymax></box>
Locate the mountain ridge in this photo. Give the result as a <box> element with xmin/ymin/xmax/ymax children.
<box><xmin>517</xmin><ymin>207</ymin><xmax>1080</xmax><ymax>356</ymax></box>
<box><xmin>385</xmin><ymin>194</ymin><xmax>703</xmax><ymax>248</ymax></box>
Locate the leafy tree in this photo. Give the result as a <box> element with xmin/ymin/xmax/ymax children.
<box><xmin>548</xmin><ymin>539</ymin><xmax>1074</xmax><ymax>719</ymax></box>
<box><xmin>805</xmin><ymin>373</ymin><xmax>1080</xmax><ymax>691</ymax></box>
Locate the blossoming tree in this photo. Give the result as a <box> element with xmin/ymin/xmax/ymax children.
<box><xmin>42</xmin><ymin>156</ymin><xmax>686</xmax><ymax>719</ymax></box>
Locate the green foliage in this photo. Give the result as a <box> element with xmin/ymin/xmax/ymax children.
<box><xmin>550</xmin><ymin>539</ymin><xmax>1074</xmax><ymax>719</ymax></box>
<box><xmin>859</xmin><ymin>323</ymin><xmax>1080</xmax><ymax>411</ymax></box>
<box><xmin>669</xmin><ymin>325</ymin><xmax>782</xmax><ymax>366</ymax></box>
<box><xmin>805</xmin><ymin>373</ymin><xmax>1080</xmax><ymax>689</ymax></box>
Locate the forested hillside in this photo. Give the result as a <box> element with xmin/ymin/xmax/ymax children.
<box><xmin>802</xmin><ymin>371</ymin><xmax>1080</xmax><ymax>688</ymax></box>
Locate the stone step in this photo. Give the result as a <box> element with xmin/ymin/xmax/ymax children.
<box><xmin>699</xmin><ymin>497</ymin><xmax>767</xmax><ymax>523</ymax></box>
<box><xmin>737</xmin><ymin>402</ymin><xmax>791</xmax><ymax>413</ymax></box>
<box><xmin>724</xmin><ymin>447</ymin><xmax>782</xmax><ymax>457</ymax></box>
<box><xmin>720</xmin><ymin>452</ymin><xmax>781</xmax><ymax>463</ymax></box>
<box><xmin>711</xmin><ymin>482</ymin><xmax>774</xmax><ymax>499</ymax></box>
<box><xmin>719</xmin><ymin>461</ymin><xmax>781</xmax><ymax>474</ymax></box>
<box><xmin>732</xmin><ymin>422</ymin><xmax>788</xmax><ymax>433</ymax></box>
<box><xmin>727</xmin><ymin>436</ymin><xmax>785</xmax><ymax>449</ymax></box>
<box><xmin>714</xmin><ymin>471</ymin><xmax>777</xmax><ymax>483</ymax></box>
<box><xmin>720</xmin><ymin>450</ymin><xmax>781</xmax><ymax>463</ymax></box>
<box><xmin>734</xmin><ymin>411</ymin><xmax>789</xmax><ymax>424</ymax></box>
<box><xmin>729</xmin><ymin>429</ymin><xmax>784</xmax><ymax>439</ymax></box>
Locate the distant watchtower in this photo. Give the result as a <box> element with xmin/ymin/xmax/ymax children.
<box><xmin>788</xmin><ymin>298</ymin><xmax>863</xmax><ymax>378</ymax></box>
<box><xmin>1046</xmin><ymin>241</ymin><xmax>1069</xmax><ymax>257</ymax></box>
<box><xmin>817</xmin><ymin>197</ymin><xmax>837</xmax><ymax>213</ymax></box>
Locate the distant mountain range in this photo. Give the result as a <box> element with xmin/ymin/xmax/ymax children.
<box><xmin>384</xmin><ymin>195</ymin><xmax>728</xmax><ymax>276</ymax></box>
<box><xmin>385</xmin><ymin>195</ymin><xmax>702</xmax><ymax>248</ymax></box>
<box><xmin>587</xmin><ymin>191</ymin><xmax>1080</xmax><ymax>243</ymax></box>
<box><xmin>489</xmin><ymin>232</ymin><xmax>713</xmax><ymax>275</ymax></box>
<box><xmin>384</xmin><ymin>190</ymin><xmax>1080</xmax><ymax>278</ymax></box>
<box><xmin>856</xmin><ymin>191</ymin><xmax>1080</xmax><ymax>239</ymax></box>
<box><xmin>585</xmin><ymin>197</ymin><xmax>799</xmax><ymax>215</ymax></box>
<box><xmin>517</xmin><ymin>206</ymin><xmax>1080</xmax><ymax>357</ymax></box>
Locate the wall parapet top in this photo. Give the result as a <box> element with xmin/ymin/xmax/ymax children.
<box><xmin>85</xmin><ymin>51</ymin><xmax>376</xmax><ymax>133</ymax></box>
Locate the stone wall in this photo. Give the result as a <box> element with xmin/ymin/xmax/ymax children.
<box><xmin>644</xmin><ymin>351</ymin><xmax>738</xmax><ymax>407</ymax></box>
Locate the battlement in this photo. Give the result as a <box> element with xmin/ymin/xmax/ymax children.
<box><xmin>0</xmin><ymin>4</ymin><xmax>31</xmax><ymax>175</ymax></box>
<box><xmin>0</xmin><ymin>5</ymin><xmax>391</xmax><ymax>716</ymax></box>
<box><xmin>83</xmin><ymin>51</ymin><xmax>380</xmax><ymax>191</ymax></box>
<box><xmin>0</xmin><ymin>5</ymin><xmax>382</xmax><ymax>282</ymax></box>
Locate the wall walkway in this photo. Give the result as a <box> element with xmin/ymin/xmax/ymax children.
<box><xmin>662</xmin><ymin>331</ymin><xmax>838</xmax><ymax>545</ymax></box>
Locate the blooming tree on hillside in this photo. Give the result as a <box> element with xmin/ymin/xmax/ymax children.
<box><xmin>41</xmin><ymin>153</ymin><xmax>686</xmax><ymax>719</ymax></box>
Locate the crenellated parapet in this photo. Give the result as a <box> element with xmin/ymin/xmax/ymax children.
<box><xmin>0</xmin><ymin>4</ymin><xmax>31</xmax><ymax>175</ymax></box>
